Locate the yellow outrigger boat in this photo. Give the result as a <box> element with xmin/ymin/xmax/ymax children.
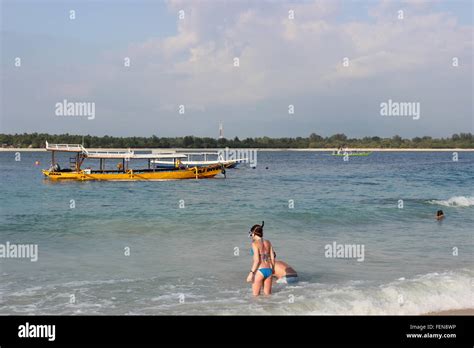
<box><xmin>42</xmin><ymin>142</ymin><xmax>225</xmax><ymax>181</ymax></box>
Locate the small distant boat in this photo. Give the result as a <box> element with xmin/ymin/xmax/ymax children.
<box><xmin>152</xmin><ymin>152</ymin><xmax>244</xmax><ymax>169</ymax></box>
<box><xmin>42</xmin><ymin>142</ymin><xmax>225</xmax><ymax>181</ymax></box>
<box><xmin>332</xmin><ymin>150</ymin><xmax>372</xmax><ymax>156</ymax></box>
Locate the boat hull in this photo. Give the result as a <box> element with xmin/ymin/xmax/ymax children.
<box><xmin>42</xmin><ymin>166</ymin><xmax>222</xmax><ymax>181</ymax></box>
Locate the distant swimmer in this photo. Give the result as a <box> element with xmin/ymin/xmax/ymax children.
<box><xmin>273</xmin><ymin>260</ymin><xmax>299</xmax><ymax>284</ymax></box>
<box><xmin>246</xmin><ymin>221</ymin><xmax>275</xmax><ymax>296</ymax></box>
<box><xmin>436</xmin><ymin>210</ymin><xmax>445</xmax><ymax>221</ymax></box>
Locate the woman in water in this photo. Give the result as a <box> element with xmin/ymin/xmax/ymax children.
<box><xmin>246</xmin><ymin>222</ymin><xmax>275</xmax><ymax>296</ymax></box>
<box><xmin>436</xmin><ymin>210</ymin><xmax>445</xmax><ymax>221</ymax></box>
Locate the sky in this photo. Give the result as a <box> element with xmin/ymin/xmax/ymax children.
<box><xmin>1</xmin><ymin>0</ymin><xmax>473</xmax><ymax>138</ymax></box>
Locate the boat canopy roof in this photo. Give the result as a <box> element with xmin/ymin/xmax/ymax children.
<box><xmin>45</xmin><ymin>142</ymin><xmax>85</xmax><ymax>152</ymax></box>
<box><xmin>183</xmin><ymin>152</ymin><xmax>220</xmax><ymax>156</ymax></box>
<box><xmin>45</xmin><ymin>142</ymin><xmax>187</xmax><ymax>159</ymax></box>
<box><xmin>86</xmin><ymin>152</ymin><xmax>187</xmax><ymax>159</ymax></box>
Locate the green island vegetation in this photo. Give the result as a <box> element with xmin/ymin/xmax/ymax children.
<box><xmin>1</xmin><ymin>133</ymin><xmax>473</xmax><ymax>149</ymax></box>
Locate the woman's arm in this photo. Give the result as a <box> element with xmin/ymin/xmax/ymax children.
<box><xmin>270</xmin><ymin>244</ymin><xmax>276</xmax><ymax>271</ymax></box>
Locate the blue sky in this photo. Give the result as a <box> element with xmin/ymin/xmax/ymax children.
<box><xmin>1</xmin><ymin>0</ymin><xmax>473</xmax><ymax>138</ymax></box>
<box><xmin>2</xmin><ymin>1</ymin><xmax>177</xmax><ymax>46</ymax></box>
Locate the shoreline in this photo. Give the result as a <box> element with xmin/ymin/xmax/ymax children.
<box><xmin>424</xmin><ymin>308</ymin><xmax>474</xmax><ymax>315</ymax></box>
<box><xmin>1</xmin><ymin>148</ymin><xmax>473</xmax><ymax>152</ymax></box>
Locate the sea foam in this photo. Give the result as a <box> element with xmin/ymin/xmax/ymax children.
<box><xmin>1</xmin><ymin>269</ymin><xmax>472</xmax><ymax>315</ymax></box>
<box><xmin>261</xmin><ymin>269</ymin><xmax>474</xmax><ymax>315</ymax></box>
<box><xmin>428</xmin><ymin>196</ymin><xmax>474</xmax><ymax>207</ymax></box>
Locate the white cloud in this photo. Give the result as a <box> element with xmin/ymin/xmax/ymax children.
<box><xmin>108</xmin><ymin>0</ymin><xmax>470</xmax><ymax>109</ymax></box>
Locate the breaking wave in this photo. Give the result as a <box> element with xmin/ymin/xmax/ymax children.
<box><xmin>428</xmin><ymin>196</ymin><xmax>474</xmax><ymax>207</ymax></box>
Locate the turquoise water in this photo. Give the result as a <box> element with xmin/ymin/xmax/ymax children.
<box><xmin>0</xmin><ymin>151</ymin><xmax>472</xmax><ymax>314</ymax></box>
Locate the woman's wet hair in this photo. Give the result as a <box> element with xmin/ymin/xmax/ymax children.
<box><xmin>437</xmin><ymin>210</ymin><xmax>444</xmax><ymax>216</ymax></box>
<box><xmin>250</xmin><ymin>221</ymin><xmax>264</xmax><ymax>237</ymax></box>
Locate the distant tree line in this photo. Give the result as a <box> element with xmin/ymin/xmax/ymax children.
<box><xmin>1</xmin><ymin>133</ymin><xmax>473</xmax><ymax>149</ymax></box>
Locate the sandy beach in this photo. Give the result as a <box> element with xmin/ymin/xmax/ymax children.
<box><xmin>425</xmin><ymin>308</ymin><xmax>474</xmax><ymax>315</ymax></box>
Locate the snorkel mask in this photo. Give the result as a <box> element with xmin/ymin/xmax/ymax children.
<box><xmin>248</xmin><ymin>221</ymin><xmax>264</xmax><ymax>238</ymax></box>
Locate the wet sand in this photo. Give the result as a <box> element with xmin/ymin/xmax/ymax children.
<box><xmin>425</xmin><ymin>308</ymin><xmax>474</xmax><ymax>315</ymax></box>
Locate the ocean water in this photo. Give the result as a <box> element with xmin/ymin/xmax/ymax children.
<box><xmin>0</xmin><ymin>151</ymin><xmax>472</xmax><ymax>315</ymax></box>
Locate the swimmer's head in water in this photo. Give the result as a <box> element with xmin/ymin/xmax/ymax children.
<box><xmin>437</xmin><ymin>210</ymin><xmax>444</xmax><ymax>216</ymax></box>
<box><xmin>249</xmin><ymin>221</ymin><xmax>264</xmax><ymax>238</ymax></box>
